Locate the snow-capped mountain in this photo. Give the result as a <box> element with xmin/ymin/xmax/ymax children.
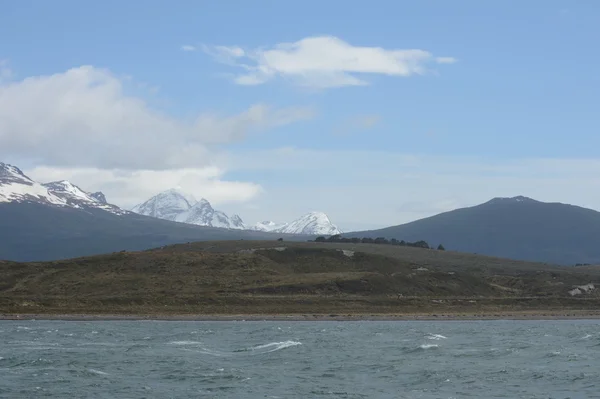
<box><xmin>251</xmin><ymin>220</ymin><xmax>288</xmax><ymax>232</ymax></box>
<box><xmin>132</xmin><ymin>190</ymin><xmax>247</xmax><ymax>230</ymax></box>
<box><xmin>131</xmin><ymin>189</ymin><xmax>195</xmax><ymax>221</ymax></box>
<box><xmin>43</xmin><ymin>180</ymin><xmax>126</xmax><ymax>215</ymax></box>
<box><xmin>251</xmin><ymin>212</ymin><xmax>342</xmax><ymax>235</ymax></box>
<box><xmin>1</xmin><ymin>162</ymin><xmax>66</xmax><ymax>205</ymax></box>
<box><xmin>0</xmin><ymin>162</ymin><xmax>124</xmax><ymax>214</ymax></box>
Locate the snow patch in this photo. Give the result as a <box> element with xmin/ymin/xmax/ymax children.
<box><xmin>0</xmin><ymin>181</ymin><xmax>66</xmax><ymax>205</ymax></box>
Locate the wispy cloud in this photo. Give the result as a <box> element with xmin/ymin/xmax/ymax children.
<box><xmin>180</xmin><ymin>44</ymin><xmax>197</xmax><ymax>52</ymax></box>
<box><xmin>203</xmin><ymin>35</ymin><xmax>456</xmax><ymax>88</ymax></box>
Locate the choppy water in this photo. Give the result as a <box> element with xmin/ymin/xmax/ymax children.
<box><xmin>1</xmin><ymin>320</ymin><xmax>599</xmax><ymax>398</ymax></box>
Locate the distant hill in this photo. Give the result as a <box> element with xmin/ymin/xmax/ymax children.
<box><xmin>345</xmin><ymin>196</ymin><xmax>600</xmax><ymax>265</ymax></box>
<box><xmin>0</xmin><ymin>203</ymin><xmax>309</xmax><ymax>262</ymax></box>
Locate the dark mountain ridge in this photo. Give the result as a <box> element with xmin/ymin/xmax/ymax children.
<box><xmin>346</xmin><ymin>196</ymin><xmax>600</xmax><ymax>265</ymax></box>
<box><xmin>0</xmin><ymin>202</ymin><xmax>309</xmax><ymax>262</ymax></box>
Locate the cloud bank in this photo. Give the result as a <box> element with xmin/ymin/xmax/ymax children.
<box><xmin>0</xmin><ymin>66</ymin><xmax>313</xmax><ymax>170</ymax></box>
<box><xmin>1</xmin><ymin>65</ymin><xmax>315</xmax><ymax>209</ymax></box>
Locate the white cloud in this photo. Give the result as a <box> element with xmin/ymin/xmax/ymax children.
<box><xmin>181</xmin><ymin>45</ymin><xmax>197</xmax><ymax>52</ymax></box>
<box><xmin>28</xmin><ymin>166</ymin><xmax>262</xmax><ymax>209</ymax></box>
<box><xmin>204</xmin><ymin>35</ymin><xmax>456</xmax><ymax>88</ymax></box>
<box><xmin>0</xmin><ymin>66</ymin><xmax>314</xmax><ymax>170</ymax></box>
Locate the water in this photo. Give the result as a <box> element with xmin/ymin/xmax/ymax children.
<box><xmin>1</xmin><ymin>320</ymin><xmax>599</xmax><ymax>398</ymax></box>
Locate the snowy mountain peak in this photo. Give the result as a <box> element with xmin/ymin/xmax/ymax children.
<box><xmin>42</xmin><ymin>180</ymin><xmax>127</xmax><ymax>215</ymax></box>
<box><xmin>276</xmin><ymin>212</ymin><xmax>342</xmax><ymax>235</ymax></box>
<box><xmin>44</xmin><ymin>180</ymin><xmax>93</xmax><ymax>201</ymax></box>
<box><xmin>251</xmin><ymin>212</ymin><xmax>341</xmax><ymax>235</ymax></box>
<box><xmin>166</xmin><ymin>188</ymin><xmax>197</xmax><ymax>206</ymax></box>
<box><xmin>0</xmin><ymin>162</ymin><xmax>125</xmax><ymax>215</ymax></box>
<box><xmin>0</xmin><ymin>162</ymin><xmax>33</xmax><ymax>185</ymax></box>
<box><xmin>131</xmin><ymin>189</ymin><xmax>196</xmax><ymax>221</ymax></box>
<box><xmin>133</xmin><ymin>189</ymin><xmax>246</xmax><ymax>230</ymax></box>
<box><xmin>251</xmin><ymin>220</ymin><xmax>288</xmax><ymax>232</ymax></box>
<box><xmin>0</xmin><ymin>163</ymin><xmax>66</xmax><ymax>205</ymax></box>
<box><xmin>132</xmin><ymin>188</ymin><xmax>340</xmax><ymax>234</ymax></box>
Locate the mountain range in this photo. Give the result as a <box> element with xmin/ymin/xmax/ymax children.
<box><xmin>3</xmin><ymin>161</ymin><xmax>600</xmax><ymax>265</ymax></box>
<box><xmin>131</xmin><ymin>189</ymin><xmax>341</xmax><ymax>235</ymax></box>
<box><xmin>250</xmin><ymin>212</ymin><xmax>341</xmax><ymax>235</ymax></box>
<box><xmin>0</xmin><ymin>162</ymin><xmax>311</xmax><ymax>262</ymax></box>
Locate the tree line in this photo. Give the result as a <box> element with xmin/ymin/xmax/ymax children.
<box><xmin>311</xmin><ymin>234</ymin><xmax>445</xmax><ymax>251</ymax></box>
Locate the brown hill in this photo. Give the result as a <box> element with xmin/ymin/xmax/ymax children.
<box><xmin>2</xmin><ymin>241</ymin><xmax>600</xmax><ymax>316</ymax></box>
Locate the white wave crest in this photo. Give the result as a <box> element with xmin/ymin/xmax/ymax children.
<box><xmin>420</xmin><ymin>344</ymin><xmax>439</xmax><ymax>349</ymax></box>
<box><xmin>427</xmin><ymin>334</ymin><xmax>448</xmax><ymax>340</ymax></box>
<box><xmin>179</xmin><ymin>340</ymin><xmax>302</xmax><ymax>357</ymax></box>
<box><xmin>250</xmin><ymin>341</ymin><xmax>302</xmax><ymax>353</ymax></box>
<box><xmin>582</xmin><ymin>334</ymin><xmax>592</xmax><ymax>340</ymax></box>
<box><xmin>169</xmin><ymin>341</ymin><xmax>203</xmax><ymax>345</ymax></box>
<box><xmin>88</xmin><ymin>369</ymin><xmax>109</xmax><ymax>376</ymax></box>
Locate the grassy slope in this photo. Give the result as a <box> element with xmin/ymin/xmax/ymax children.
<box><xmin>2</xmin><ymin>241</ymin><xmax>600</xmax><ymax>315</ymax></box>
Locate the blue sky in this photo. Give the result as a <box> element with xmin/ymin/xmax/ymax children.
<box><xmin>1</xmin><ymin>1</ymin><xmax>599</xmax><ymax>230</ymax></box>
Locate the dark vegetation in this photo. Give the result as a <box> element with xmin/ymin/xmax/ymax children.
<box><xmin>313</xmin><ymin>234</ymin><xmax>439</xmax><ymax>249</ymax></box>
<box><xmin>2</xmin><ymin>240</ymin><xmax>599</xmax><ymax>316</ymax></box>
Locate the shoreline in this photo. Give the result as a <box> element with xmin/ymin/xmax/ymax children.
<box><xmin>2</xmin><ymin>311</ymin><xmax>600</xmax><ymax>322</ymax></box>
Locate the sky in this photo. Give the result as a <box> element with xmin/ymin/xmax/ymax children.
<box><xmin>1</xmin><ymin>0</ymin><xmax>599</xmax><ymax>231</ymax></box>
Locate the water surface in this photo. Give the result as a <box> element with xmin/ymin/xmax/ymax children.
<box><xmin>1</xmin><ymin>320</ymin><xmax>599</xmax><ymax>398</ymax></box>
